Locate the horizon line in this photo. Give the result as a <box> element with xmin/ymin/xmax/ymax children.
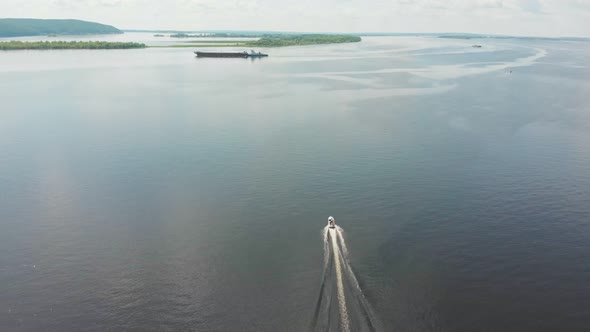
<box><xmin>121</xmin><ymin>28</ymin><xmax>590</xmax><ymax>40</ymax></box>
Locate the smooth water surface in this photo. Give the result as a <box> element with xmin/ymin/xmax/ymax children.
<box><xmin>1</xmin><ymin>35</ymin><xmax>590</xmax><ymax>331</ymax></box>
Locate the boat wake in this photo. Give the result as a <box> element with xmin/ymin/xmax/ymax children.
<box><xmin>311</xmin><ymin>226</ymin><xmax>380</xmax><ymax>332</ymax></box>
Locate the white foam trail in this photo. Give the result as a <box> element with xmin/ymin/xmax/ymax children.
<box><xmin>335</xmin><ymin>226</ymin><xmax>349</xmax><ymax>258</ymax></box>
<box><xmin>336</xmin><ymin>227</ymin><xmax>367</xmax><ymax>296</ymax></box>
<box><xmin>330</xmin><ymin>227</ymin><xmax>351</xmax><ymax>332</ymax></box>
<box><xmin>335</xmin><ymin>226</ymin><xmax>380</xmax><ymax>330</ymax></box>
<box><xmin>323</xmin><ymin>227</ymin><xmax>329</xmax><ymax>265</ymax></box>
<box><xmin>314</xmin><ymin>225</ymin><xmax>379</xmax><ymax>331</ymax></box>
<box><xmin>322</xmin><ymin>227</ymin><xmax>331</xmax><ymax>277</ymax></box>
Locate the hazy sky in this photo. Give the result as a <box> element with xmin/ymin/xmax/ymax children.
<box><xmin>2</xmin><ymin>0</ymin><xmax>589</xmax><ymax>36</ymax></box>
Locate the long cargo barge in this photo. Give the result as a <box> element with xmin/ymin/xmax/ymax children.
<box><xmin>195</xmin><ymin>51</ymin><xmax>248</xmax><ymax>58</ymax></box>
<box><xmin>195</xmin><ymin>50</ymin><xmax>268</xmax><ymax>58</ymax></box>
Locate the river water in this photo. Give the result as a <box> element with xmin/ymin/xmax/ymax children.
<box><xmin>1</xmin><ymin>34</ymin><xmax>590</xmax><ymax>331</ymax></box>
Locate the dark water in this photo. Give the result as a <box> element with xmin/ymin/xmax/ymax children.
<box><xmin>1</xmin><ymin>35</ymin><xmax>590</xmax><ymax>331</ymax></box>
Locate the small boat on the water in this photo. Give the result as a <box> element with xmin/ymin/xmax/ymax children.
<box><xmin>194</xmin><ymin>50</ymin><xmax>268</xmax><ymax>58</ymax></box>
<box><xmin>328</xmin><ymin>216</ymin><xmax>336</xmax><ymax>229</ymax></box>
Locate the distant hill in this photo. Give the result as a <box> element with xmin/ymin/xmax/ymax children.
<box><xmin>0</xmin><ymin>18</ymin><xmax>122</xmax><ymax>37</ymax></box>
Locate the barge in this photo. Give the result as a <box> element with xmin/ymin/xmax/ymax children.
<box><xmin>195</xmin><ymin>50</ymin><xmax>268</xmax><ymax>58</ymax></box>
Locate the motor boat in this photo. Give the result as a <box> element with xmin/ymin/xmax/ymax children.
<box><xmin>328</xmin><ymin>216</ymin><xmax>335</xmax><ymax>228</ymax></box>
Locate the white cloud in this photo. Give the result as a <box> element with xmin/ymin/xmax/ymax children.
<box><xmin>0</xmin><ymin>0</ymin><xmax>587</xmax><ymax>36</ymax></box>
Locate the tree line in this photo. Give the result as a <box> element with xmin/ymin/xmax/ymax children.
<box><xmin>245</xmin><ymin>35</ymin><xmax>361</xmax><ymax>47</ymax></box>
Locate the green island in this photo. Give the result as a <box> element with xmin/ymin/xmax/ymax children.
<box><xmin>438</xmin><ymin>35</ymin><xmax>473</xmax><ymax>40</ymax></box>
<box><xmin>170</xmin><ymin>32</ymin><xmax>258</xmax><ymax>38</ymax></box>
<box><xmin>167</xmin><ymin>33</ymin><xmax>361</xmax><ymax>47</ymax></box>
<box><xmin>170</xmin><ymin>33</ymin><xmax>206</xmax><ymax>38</ymax></box>
<box><xmin>0</xmin><ymin>18</ymin><xmax>121</xmax><ymax>38</ymax></box>
<box><xmin>177</xmin><ymin>40</ymin><xmax>251</xmax><ymax>44</ymax></box>
<box><xmin>0</xmin><ymin>41</ymin><xmax>146</xmax><ymax>50</ymax></box>
<box><xmin>244</xmin><ymin>34</ymin><xmax>361</xmax><ymax>47</ymax></box>
<box><xmin>163</xmin><ymin>34</ymin><xmax>362</xmax><ymax>48</ymax></box>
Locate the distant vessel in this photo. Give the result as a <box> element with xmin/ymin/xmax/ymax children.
<box><xmin>194</xmin><ymin>50</ymin><xmax>268</xmax><ymax>58</ymax></box>
<box><xmin>472</xmin><ymin>45</ymin><xmax>482</xmax><ymax>48</ymax></box>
